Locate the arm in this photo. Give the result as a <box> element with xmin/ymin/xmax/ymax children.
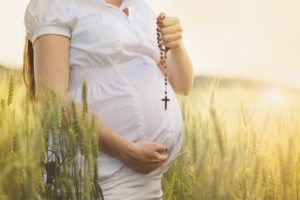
<box><xmin>157</xmin><ymin>42</ymin><xmax>194</xmax><ymax>96</ymax></box>
<box><xmin>157</xmin><ymin>13</ymin><xmax>194</xmax><ymax>96</ymax></box>
<box><xmin>33</xmin><ymin>34</ymin><xmax>169</xmax><ymax>174</ymax></box>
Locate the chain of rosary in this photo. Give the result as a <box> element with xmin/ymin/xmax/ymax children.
<box><xmin>156</xmin><ymin>16</ymin><xmax>170</xmax><ymax>111</ymax></box>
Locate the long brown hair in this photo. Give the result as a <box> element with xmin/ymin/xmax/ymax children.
<box><xmin>23</xmin><ymin>36</ymin><xmax>38</xmax><ymax>103</ymax></box>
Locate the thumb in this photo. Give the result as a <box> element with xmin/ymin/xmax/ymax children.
<box><xmin>157</xmin><ymin>12</ymin><xmax>167</xmax><ymax>20</ymax></box>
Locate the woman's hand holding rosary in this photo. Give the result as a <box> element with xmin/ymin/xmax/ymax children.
<box><xmin>156</xmin><ymin>12</ymin><xmax>193</xmax><ymax>96</ymax></box>
<box><xmin>156</xmin><ymin>12</ymin><xmax>183</xmax><ymax>52</ymax></box>
<box><xmin>156</xmin><ymin>12</ymin><xmax>183</xmax><ymax>110</ymax></box>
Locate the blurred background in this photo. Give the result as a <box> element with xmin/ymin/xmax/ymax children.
<box><xmin>1</xmin><ymin>0</ymin><xmax>300</xmax><ymax>89</ymax></box>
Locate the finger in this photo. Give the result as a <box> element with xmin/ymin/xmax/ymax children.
<box><xmin>145</xmin><ymin>154</ymin><xmax>167</xmax><ymax>164</ymax></box>
<box><xmin>134</xmin><ymin>165</ymin><xmax>150</xmax><ymax>174</ymax></box>
<box><xmin>147</xmin><ymin>163</ymin><xmax>162</xmax><ymax>173</ymax></box>
<box><xmin>163</xmin><ymin>41</ymin><xmax>182</xmax><ymax>50</ymax></box>
<box><xmin>157</xmin><ymin>12</ymin><xmax>167</xmax><ymax>20</ymax></box>
<box><xmin>157</xmin><ymin>152</ymin><xmax>168</xmax><ymax>161</ymax></box>
<box><xmin>160</xmin><ymin>24</ymin><xmax>182</xmax><ymax>35</ymax></box>
<box><xmin>162</xmin><ymin>32</ymin><xmax>182</xmax><ymax>43</ymax></box>
<box><xmin>140</xmin><ymin>166</ymin><xmax>153</xmax><ymax>174</ymax></box>
<box><xmin>153</xmin><ymin>162</ymin><xmax>163</xmax><ymax>169</ymax></box>
<box><xmin>143</xmin><ymin>169</ymin><xmax>153</xmax><ymax>174</ymax></box>
<box><xmin>152</xmin><ymin>160</ymin><xmax>163</xmax><ymax>167</ymax></box>
<box><xmin>159</xmin><ymin>17</ymin><xmax>180</xmax><ymax>28</ymax></box>
<box><xmin>146</xmin><ymin>151</ymin><xmax>168</xmax><ymax>164</ymax></box>
<box><xmin>153</xmin><ymin>144</ymin><xmax>168</xmax><ymax>153</ymax></box>
<box><xmin>145</xmin><ymin>163</ymin><xmax>161</xmax><ymax>172</ymax></box>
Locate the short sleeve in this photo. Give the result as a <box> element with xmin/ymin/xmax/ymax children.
<box><xmin>24</xmin><ymin>0</ymin><xmax>76</xmax><ymax>45</ymax></box>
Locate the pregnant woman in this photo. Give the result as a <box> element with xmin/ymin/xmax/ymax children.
<box><xmin>23</xmin><ymin>0</ymin><xmax>194</xmax><ymax>199</ymax></box>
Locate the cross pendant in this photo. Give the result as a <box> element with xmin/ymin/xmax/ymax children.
<box><xmin>161</xmin><ymin>95</ymin><xmax>170</xmax><ymax>110</ymax></box>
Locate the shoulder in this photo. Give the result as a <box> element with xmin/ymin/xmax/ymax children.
<box><xmin>25</xmin><ymin>0</ymin><xmax>78</xmax><ymax>15</ymax></box>
<box><xmin>24</xmin><ymin>0</ymin><xmax>79</xmax><ymax>22</ymax></box>
<box><xmin>24</xmin><ymin>0</ymin><xmax>79</xmax><ymax>44</ymax></box>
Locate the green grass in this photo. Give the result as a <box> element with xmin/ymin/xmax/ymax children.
<box><xmin>0</xmin><ymin>71</ymin><xmax>103</xmax><ymax>200</ymax></box>
<box><xmin>1</xmin><ymin>71</ymin><xmax>300</xmax><ymax>199</ymax></box>
<box><xmin>162</xmin><ymin>79</ymin><xmax>300</xmax><ymax>200</ymax></box>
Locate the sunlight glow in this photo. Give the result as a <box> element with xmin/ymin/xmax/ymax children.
<box><xmin>262</xmin><ymin>88</ymin><xmax>286</xmax><ymax>106</ymax></box>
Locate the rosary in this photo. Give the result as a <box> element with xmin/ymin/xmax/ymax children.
<box><xmin>156</xmin><ymin>16</ymin><xmax>170</xmax><ymax>111</ymax></box>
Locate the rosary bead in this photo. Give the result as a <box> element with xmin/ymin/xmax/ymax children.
<box><xmin>157</xmin><ymin>17</ymin><xmax>170</xmax><ymax>110</ymax></box>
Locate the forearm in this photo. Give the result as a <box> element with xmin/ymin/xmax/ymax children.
<box><xmin>167</xmin><ymin>42</ymin><xmax>194</xmax><ymax>95</ymax></box>
<box><xmin>59</xmin><ymin>94</ymin><xmax>134</xmax><ymax>162</ymax></box>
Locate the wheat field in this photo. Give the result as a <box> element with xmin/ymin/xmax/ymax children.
<box><xmin>1</xmin><ymin>70</ymin><xmax>300</xmax><ymax>200</ymax></box>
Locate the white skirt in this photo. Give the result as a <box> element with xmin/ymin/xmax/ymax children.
<box><xmin>99</xmin><ymin>164</ymin><xmax>164</xmax><ymax>200</ymax></box>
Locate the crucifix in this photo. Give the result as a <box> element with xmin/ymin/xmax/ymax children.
<box><xmin>161</xmin><ymin>95</ymin><xmax>170</xmax><ymax>110</ymax></box>
<box><xmin>157</xmin><ymin>15</ymin><xmax>170</xmax><ymax>111</ymax></box>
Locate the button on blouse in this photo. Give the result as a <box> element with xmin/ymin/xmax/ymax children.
<box><xmin>24</xmin><ymin>0</ymin><xmax>184</xmax><ymax>180</ymax></box>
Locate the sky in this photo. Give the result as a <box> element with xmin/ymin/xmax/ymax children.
<box><xmin>1</xmin><ymin>0</ymin><xmax>300</xmax><ymax>88</ymax></box>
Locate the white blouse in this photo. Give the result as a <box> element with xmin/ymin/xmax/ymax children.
<box><xmin>24</xmin><ymin>0</ymin><xmax>184</xmax><ymax>180</ymax></box>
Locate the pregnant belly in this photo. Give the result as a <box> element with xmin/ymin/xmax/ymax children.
<box><xmin>68</xmin><ymin>56</ymin><xmax>184</xmax><ymax>177</ymax></box>
<box><xmin>117</xmin><ymin>56</ymin><xmax>184</xmax><ymax>171</ymax></box>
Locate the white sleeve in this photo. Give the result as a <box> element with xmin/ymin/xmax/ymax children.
<box><xmin>24</xmin><ymin>0</ymin><xmax>76</xmax><ymax>45</ymax></box>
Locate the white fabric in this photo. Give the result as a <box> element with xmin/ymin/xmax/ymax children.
<box><xmin>24</xmin><ymin>0</ymin><xmax>184</xmax><ymax>197</ymax></box>
<box><xmin>100</xmin><ymin>164</ymin><xmax>163</xmax><ymax>200</ymax></box>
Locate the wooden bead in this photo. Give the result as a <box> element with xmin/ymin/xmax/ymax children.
<box><xmin>157</xmin><ymin>17</ymin><xmax>170</xmax><ymax>110</ymax></box>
